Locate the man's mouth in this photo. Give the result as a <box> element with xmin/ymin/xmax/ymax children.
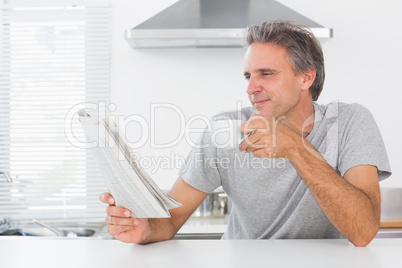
<box><xmin>253</xmin><ymin>99</ymin><xmax>269</xmax><ymax>108</ymax></box>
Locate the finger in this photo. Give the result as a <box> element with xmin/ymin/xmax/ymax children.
<box><xmin>106</xmin><ymin>215</ymin><xmax>139</xmax><ymax>226</ymax></box>
<box><xmin>99</xmin><ymin>192</ymin><xmax>115</xmax><ymax>205</ymax></box>
<box><xmin>106</xmin><ymin>205</ymin><xmax>131</xmax><ymax>218</ymax></box>
<box><xmin>107</xmin><ymin>224</ymin><xmax>136</xmax><ymax>237</ymax></box>
<box><xmin>245</xmin><ymin>139</ymin><xmax>268</xmax><ymax>153</ymax></box>
<box><xmin>252</xmin><ymin>147</ymin><xmax>281</xmax><ymax>159</ymax></box>
<box><xmin>239</xmin><ymin>132</ymin><xmax>260</xmax><ymax>152</ymax></box>
<box><xmin>251</xmin><ymin>148</ymin><xmax>268</xmax><ymax>158</ymax></box>
<box><xmin>241</xmin><ymin>116</ymin><xmax>271</xmax><ymax>134</ymax></box>
<box><xmin>240</xmin><ymin>133</ymin><xmax>268</xmax><ymax>152</ymax></box>
<box><xmin>241</xmin><ymin>120</ymin><xmax>258</xmax><ymax>135</ymax></box>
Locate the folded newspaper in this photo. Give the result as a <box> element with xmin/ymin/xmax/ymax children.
<box><xmin>77</xmin><ymin>109</ymin><xmax>182</xmax><ymax>218</ymax></box>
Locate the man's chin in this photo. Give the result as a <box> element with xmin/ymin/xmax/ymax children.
<box><xmin>254</xmin><ymin>108</ymin><xmax>274</xmax><ymax>117</ymax></box>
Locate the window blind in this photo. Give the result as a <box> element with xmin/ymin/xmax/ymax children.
<box><xmin>0</xmin><ymin>0</ymin><xmax>110</xmax><ymax>223</ymax></box>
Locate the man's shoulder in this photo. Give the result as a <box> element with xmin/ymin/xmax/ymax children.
<box><xmin>211</xmin><ymin>107</ymin><xmax>255</xmax><ymax>121</ymax></box>
<box><xmin>315</xmin><ymin>101</ymin><xmax>373</xmax><ymax>119</ymax></box>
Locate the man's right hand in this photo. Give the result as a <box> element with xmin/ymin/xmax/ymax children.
<box><xmin>99</xmin><ymin>192</ymin><xmax>152</xmax><ymax>244</ymax></box>
<box><xmin>99</xmin><ymin>178</ymin><xmax>209</xmax><ymax>244</ymax></box>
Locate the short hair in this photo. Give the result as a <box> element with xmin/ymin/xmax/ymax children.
<box><xmin>245</xmin><ymin>20</ymin><xmax>325</xmax><ymax>101</ymax></box>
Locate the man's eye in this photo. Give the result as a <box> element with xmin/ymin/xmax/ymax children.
<box><xmin>244</xmin><ymin>76</ymin><xmax>250</xmax><ymax>80</ymax></box>
<box><xmin>263</xmin><ymin>73</ymin><xmax>271</xmax><ymax>76</ymax></box>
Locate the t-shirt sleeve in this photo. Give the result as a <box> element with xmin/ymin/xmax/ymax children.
<box><xmin>178</xmin><ymin>129</ymin><xmax>222</xmax><ymax>193</ymax></box>
<box><xmin>338</xmin><ymin>104</ymin><xmax>391</xmax><ymax>181</ymax></box>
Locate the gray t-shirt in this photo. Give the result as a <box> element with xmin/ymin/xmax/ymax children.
<box><xmin>179</xmin><ymin>102</ymin><xmax>392</xmax><ymax>239</ymax></box>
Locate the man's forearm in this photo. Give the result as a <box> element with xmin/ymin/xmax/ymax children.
<box><xmin>139</xmin><ymin>218</ymin><xmax>178</xmax><ymax>245</ymax></box>
<box><xmin>288</xmin><ymin>142</ymin><xmax>380</xmax><ymax>246</ymax></box>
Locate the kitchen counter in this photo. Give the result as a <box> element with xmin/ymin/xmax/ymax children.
<box><xmin>1</xmin><ymin>237</ymin><xmax>401</xmax><ymax>268</ymax></box>
<box><xmin>177</xmin><ymin>216</ymin><xmax>402</xmax><ymax>239</ymax></box>
<box><xmin>175</xmin><ymin>216</ymin><xmax>228</xmax><ymax>239</ymax></box>
<box><xmin>3</xmin><ymin>216</ymin><xmax>397</xmax><ymax>240</ymax></box>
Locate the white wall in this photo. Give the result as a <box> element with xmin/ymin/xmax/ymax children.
<box><xmin>111</xmin><ymin>0</ymin><xmax>402</xmax><ymax>190</ymax></box>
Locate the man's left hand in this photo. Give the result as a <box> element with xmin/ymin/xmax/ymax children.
<box><xmin>238</xmin><ymin>114</ymin><xmax>301</xmax><ymax>159</ymax></box>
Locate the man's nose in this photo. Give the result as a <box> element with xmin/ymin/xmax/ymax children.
<box><xmin>246</xmin><ymin>76</ymin><xmax>262</xmax><ymax>95</ymax></box>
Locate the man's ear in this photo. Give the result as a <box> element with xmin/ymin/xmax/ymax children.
<box><xmin>301</xmin><ymin>68</ymin><xmax>316</xmax><ymax>91</ymax></box>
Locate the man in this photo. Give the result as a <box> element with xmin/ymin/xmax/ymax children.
<box><xmin>99</xmin><ymin>20</ymin><xmax>391</xmax><ymax>246</ymax></box>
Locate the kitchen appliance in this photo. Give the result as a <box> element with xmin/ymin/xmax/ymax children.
<box><xmin>126</xmin><ymin>0</ymin><xmax>332</xmax><ymax>48</ymax></box>
<box><xmin>193</xmin><ymin>190</ymin><xmax>229</xmax><ymax>217</ymax></box>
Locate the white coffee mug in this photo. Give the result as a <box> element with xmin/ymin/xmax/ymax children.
<box><xmin>210</xmin><ymin>119</ymin><xmax>244</xmax><ymax>149</ymax></box>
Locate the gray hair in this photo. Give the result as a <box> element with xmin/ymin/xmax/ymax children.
<box><xmin>245</xmin><ymin>20</ymin><xmax>325</xmax><ymax>101</ymax></box>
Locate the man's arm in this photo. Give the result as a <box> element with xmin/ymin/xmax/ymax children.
<box><xmin>289</xmin><ymin>141</ymin><xmax>380</xmax><ymax>247</ymax></box>
<box><xmin>99</xmin><ymin>177</ymin><xmax>208</xmax><ymax>244</ymax></box>
<box><xmin>239</xmin><ymin>117</ymin><xmax>381</xmax><ymax>247</ymax></box>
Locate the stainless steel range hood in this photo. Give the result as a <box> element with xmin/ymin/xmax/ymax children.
<box><xmin>126</xmin><ymin>0</ymin><xmax>333</xmax><ymax>48</ymax></box>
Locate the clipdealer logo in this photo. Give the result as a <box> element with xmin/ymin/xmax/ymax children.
<box><xmin>64</xmin><ymin>101</ymin><xmax>244</xmax><ymax>150</ymax></box>
<box><xmin>64</xmin><ymin>100</ymin><xmax>340</xmax><ymax>171</ymax></box>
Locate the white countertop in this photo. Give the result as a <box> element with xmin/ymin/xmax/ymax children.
<box><xmin>1</xmin><ymin>237</ymin><xmax>401</xmax><ymax>268</ymax></box>
<box><xmin>177</xmin><ymin>216</ymin><xmax>228</xmax><ymax>235</ymax></box>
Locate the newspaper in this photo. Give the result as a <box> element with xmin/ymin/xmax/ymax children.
<box><xmin>77</xmin><ymin>109</ymin><xmax>182</xmax><ymax>218</ymax></box>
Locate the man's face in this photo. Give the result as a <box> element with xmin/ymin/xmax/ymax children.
<box><xmin>244</xmin><ymin>42</ymin><xmax>305</xmax><ymax>118</ymax></box>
